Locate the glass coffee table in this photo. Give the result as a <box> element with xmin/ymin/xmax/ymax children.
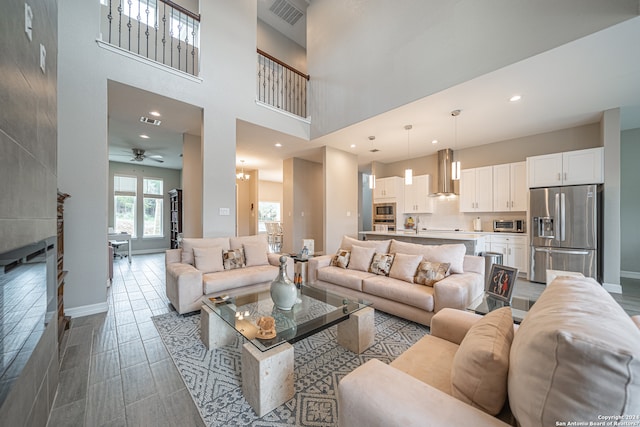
<box><xmin>467</xmin><ymin>293</ymin><xmax>536</xmax><ymax>324</ymax></box>
<box><xmin>200</xmin><ymin>284</ymin><xmax>374</xmax><ymax>417</ymax></box>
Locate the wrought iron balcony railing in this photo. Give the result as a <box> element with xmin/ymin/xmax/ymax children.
<box><xmin>257</xmin><ymin>49</ymin><xmax>309</xmax><ymax>119</ymax></box>
<box><xmin>100</xmin><ymin>0</ymin><xmax>200</xmax><ymax>76</ymax></box>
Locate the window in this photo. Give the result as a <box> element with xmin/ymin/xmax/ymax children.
<box><xmin>114</xmin><ymin>175</ymin><xmax>137</xmax><ymax>236</ymax></box>
<box><xmin>258</xmin><ymin>201</ymin><xmax>281</xmax><ymax>233</ymax></box>
<box><xmin>101</xmin><ymin>0</ymin><xmax>159</xmax><ymax>27</ymax></box>
<box><xmin>143</xmin><ymin>178</ymin><xmax>163</xmax><ymax>237</ymax></box>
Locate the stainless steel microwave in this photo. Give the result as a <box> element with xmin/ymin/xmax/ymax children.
<box><xmin>374</xmin><ymin>202</ymin><xmax>396</xmax><ymax>218</ymax></box>
<box><xmin>493</xmin><ymin>219</ymin><xmax>526</xmax><ymax>233</ymax></box>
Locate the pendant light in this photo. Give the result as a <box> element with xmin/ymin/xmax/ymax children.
<box><xmin>451</xmin><ymin>110</ymin><xmax>461</xmax><ymax>180</ymax></box>
<box><xmin>368</xmin><ymin>136</ymin><xmax>376</xmax><ymax>189</ymax></box>
<box><xmin>404</xmin><ymin>125</ymin><xmax>413</xmax><ymax>185</ymax></box>
<box><xmin>236</xmin><ymin>160</ymin><xmax>250</xmax><ymax>181</ymax></box>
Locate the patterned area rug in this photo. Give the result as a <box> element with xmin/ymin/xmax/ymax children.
<box><xmin>152</xmin><ymin>309</ymin><xmax>429</xmax><ymax>426</ymax></box>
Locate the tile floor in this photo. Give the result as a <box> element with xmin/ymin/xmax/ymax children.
<box><xmin>46</xmin><ymin>253</ymin><xmax>640</xmax><ymax>426</ymax></box>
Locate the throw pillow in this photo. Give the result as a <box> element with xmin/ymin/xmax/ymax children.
<box><xmin>331</xmin><ymin>249</ymin><xmax>350</xmax><ymax>268</ymax></box>
<box><xmin>243</xmin><ymin>241</ymin><xmax>269</xmax><ymax>267</ymax></box>
<box><xmin>348</xmin><ymin>245</ymin><xmax>377</xmax><ymax>272</ymax></box>
<box><xmin>388</xmin><ymin>253</ymin><xmax>423</xmax><ymax>283</ymax></box>
<box><xmin>369</xmin><ymin>253</ymin><xmax>395</xmax><ymax>276</ymax></box>
<box><xmin>181</xmin><ymin>237</ymin><xmax>230</xmax><ymax>265</ymax></box>
<box><xmin>415</xmin><ymin>261</ymin><xmax>451</xmax><ymax>286</ymax></box>
<box><xmin>222</xmin><ymin>248</ymin><xmax>246</xmax><ymax>270</ymax></box>
<box><xmin>450</xmin><ymin>306</ymin><xmax>514</xmax><ymax>415</ymax></box>
<box><xmin>193</xmin><ymin>246</ymin><xmax>224</xmax><ymax>273</ymax></box>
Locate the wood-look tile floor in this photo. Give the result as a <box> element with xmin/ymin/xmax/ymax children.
<box><xmin>46</xmin><ymin>253</ymin><xmax>640</xmax><ymax>426</ymax></box>
<box><xmin>47</xmin><ymin>254</ymin><xmax>205</xmax><ymax>427</ymax></box>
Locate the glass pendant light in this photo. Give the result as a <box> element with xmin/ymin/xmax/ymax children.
<box><xmin>404</xmin><ymin>125</ymin><xmax>413</xmax><ymax>185</ymax></box>
<box><xmin>368</xmin><ymin>136</ymin><xmax>376</xmax><ymax>189</ymax></box>
<box><xmin>451</xmin><ymin>110</ymin><xmax>461</xmax><ymax>180</ymax></box>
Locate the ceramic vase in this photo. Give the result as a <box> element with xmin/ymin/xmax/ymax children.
<box><xmin>270</xmin><ymin>255</ymin><xmax>297</xmax><ymax>311</ymax></box>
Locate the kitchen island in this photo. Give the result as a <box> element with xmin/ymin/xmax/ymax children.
<box><xmin>360</xmin><ymin>230</ymin><xmax>486</xmax><ymax>255</ymax></box>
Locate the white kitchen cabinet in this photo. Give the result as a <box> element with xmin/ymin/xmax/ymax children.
<box><xmin>373</xmin><ymin>176</ymin><xmax>403</xmax><ymax>201</ymax></box>
<box><xmin>527</xmin><ymin>147</ymin><xmax>604</xmax><ymax>188</ymax></box>
<box><xmin>493</xmin><ymin>162</ymin><xmax>527</xmax><ymax>212</ymax></box>
<box><xmin>487</xmin><ymin>234</ymin><xmax>528</xmax><ymax>275</ymax></box>
<box><xmin>459</xmin><ymin>166</ymin><xmax>493</xmax><ymax>212</ymax></box>
<box><xmin>404</xmin><ymin>174</ymin><xmax>432</xmax><ymax>213</ymax></box>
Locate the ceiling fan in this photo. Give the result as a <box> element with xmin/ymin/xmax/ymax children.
<box><xmin>130</xmin><ymin>148</ymin><xmax>164</xmax><ymax>163</ymax></box>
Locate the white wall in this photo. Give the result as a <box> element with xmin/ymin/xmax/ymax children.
<box><xmin>602</xmin><ymin>109</ymin><xmax>621</xmax><ymax>289</ymax></box>
<box><xmin>306</xmin><ymin>0</ymin><xmax>638</xmax><ymax>138</ymax></box>
<box><xmin>58</xmin><ymin>0</ymin><xmax>310</xmax><ymax>314</ymax></box>
<box><xmin>324</xmin><ymin>146</ymin><xmax>358</xmax><ymax>252</ymax></box>
<box><xmin>257</xmin><ymin>19</ymin><xmax>307</xmax><ymax>74</ymax></box>
<box><xmin>621</xmin><ymin>128</ymin><xmax>640</xmax><ymax>276</ymax></box>
<box><xmin>182</xmin><ymin>132</ymin><xmax>203</xmax><ymax>238</ymax></box>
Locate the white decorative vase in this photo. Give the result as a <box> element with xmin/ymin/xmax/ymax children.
<box><xmin>270</xmin><ymin>255</ymin><xmax>297</xmax><ymax>311</ymax></box>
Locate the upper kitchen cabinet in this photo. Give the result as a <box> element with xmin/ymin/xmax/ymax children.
<box><xmin>373</xmin><ymin>176</ymin><xmax>404</xmax><ymax>202</ymax></box>
<box><xmin>460</xmin><ymin>166</ymin><xmax>493</xmax><ymax>212</ymax></box>
<box><xmin>404</xmin><ymin>174</ymin><xmax>432</xmax><ymax>213</ymax></box>
<box><xmin>527</xmin><ymin>147</ymin><xmax>604</xmax><ymax>188</ymax></box>
<box><xmin>493</xmin><ymin>162</ymin><xmax>527</xmax><ymax>212</ymax></box>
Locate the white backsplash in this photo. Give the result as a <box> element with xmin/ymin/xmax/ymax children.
<box><xmin>402</xmin><ymin>195</ymin><xmax>526</xmax><ymax>232</ymax></box>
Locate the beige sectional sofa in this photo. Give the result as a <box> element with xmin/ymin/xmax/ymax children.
<box><xmin>165</xmin><ymin>234</ymin><xmax>293</xmax><ymax>314</ymax></box>
<box><xmin>339</xmin><ymin>276</ymin><xmax>640</xmax><ymax>426</ymax></box>
<box><xmin>308</xmin><ymin>235</ymin><xmax>485</xmax><ymax>326</ymax></box>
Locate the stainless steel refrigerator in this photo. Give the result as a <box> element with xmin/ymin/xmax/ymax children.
<box><xmin>529</xmin><ymin>184</ymin><xmax>602</xmax><ymax>284</ymax></box>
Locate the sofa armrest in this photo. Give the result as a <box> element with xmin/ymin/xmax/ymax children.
<box><xmin>308</xmin><ymin>254</ymin><xmax>333</xmax><ymax>283</ymax></box>
<box><xmin>339</xmin><ymin>359</ymin><xmax>510</xmax><ymax>427</ymax></box>
<box><xmin>165</xmin><ymin>262</ymin><xmax>203</xmax><ymax>314</ymax></box>
<box><xmin>267</xmin><ymin>253</ymin><xmax>294</xmax><ymax>274</ymax></box>
<box><xmin>433</xmin><ymin>272</ymin><xmax>484</xmax><ymax>312</ymax></box>
<box><xmin>430</xmin><ymin>308</ymin><xmax>483</xmax><ymax>345</ymax></box>
<box><xmin>166</xmin><ymin>248</ymin><xmax>182</xmax><ymax>264</ymax></box>
<box><xmin>463</xmin><ymin>254</ymin><xmax>484</xmax><ymax>276</ymax></box>
<box><xmin>632</xmin><ymin>315</ymin><xmax>640</xmax><ymax>330</ymax></box>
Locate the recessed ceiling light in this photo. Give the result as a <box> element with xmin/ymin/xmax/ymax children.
<box><xmin>431</xmin><ymin>139</ymin><xmax>438</xmax><ymax>144</ymax></box>
<box><xmin>139</xmin><ymin>134</ymin><xmax>149</xmax><ymax>139</ymax></box>
<box><xmin>149</xmin><ymin>111</ymin><xmax>161</xmax><ymax>117</ymax></box>
<box><xmin>509</xmin><ymin>94</ymin><xmax>522</xmax><ymax>102</ymax></box>
<box><xmin>275</xmin><ymin>143</ymin><xmax>282</xmax><ymax>148</ymax></box>
<box><xmin>350</xmin><ymin>144</ymin><xmax>356</xmax><ymax>148</ymax></box>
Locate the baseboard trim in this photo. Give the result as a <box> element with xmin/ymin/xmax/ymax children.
<box><xmin>132</xmin><ymin>248</ymin><xmax>166</xmax><ymax>255</ymax></box>
<box><xmin>65</xmin><ymin>301</ymin><xmax>109</xmax><ymax>318</ymax></box>
<box><xmin>603</xmin><ymin>282</ymin><xmax>623</xmax><ymax>294</ymax></box>
<box><xmin>621</xmin><ymin>270</ymin><xmax>640</xmax><ymax>280</ymax></box>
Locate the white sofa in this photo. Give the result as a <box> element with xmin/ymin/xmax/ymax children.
<box><xmin>308</xmin><ymin>236</ymin><xmax>485</xmax><ymax>326</ymax></box>
<box><xmin>338</xmin><ymin>276</ymin><xmax>640</xmax><ymax>426</ymax></box>
<box><xmin>165</xmin><ymin>234</ymin><xmax>293</xmax><ymax>314</ymax></box>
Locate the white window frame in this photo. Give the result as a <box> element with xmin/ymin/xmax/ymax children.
<box><xmin>142</xmin><ymin>177</ymin><xmax>164</xmax><ymax>239</ymax></box>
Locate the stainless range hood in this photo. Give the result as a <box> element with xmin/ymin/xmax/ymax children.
<box><xmin>432</xmin><ymin>148</ymin><xmax>457</xmax><ymax>196</ymax></box>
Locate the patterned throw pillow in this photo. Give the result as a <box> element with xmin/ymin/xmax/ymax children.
<box><xmin>223</xmin><ymin>248</ymin><xmax>246</xmax><ymax>270</ymax></box>
<box><xmin>414</xmin><ymin>261</ymin><xmax>451</xmax><ymax>286</ymax></box>
<box><xmin>369</xmin><ymin>253</ymin><xmax>395</xmax><ymax>276</ymax></box>
<box><xmin>331</xmin><ymin>249</ymin><xmax>351</xmax><ymax>269</ymax></box>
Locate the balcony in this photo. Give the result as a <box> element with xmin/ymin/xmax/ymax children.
<box><xmin>100</xmin><ymin>0</ymin><xmax>200</xmax><ymax>76</ymax></box>
<box><xmin>257</xmin><ymin>49</ymin><xmax>309</xmax><ymax>119</ymax></box>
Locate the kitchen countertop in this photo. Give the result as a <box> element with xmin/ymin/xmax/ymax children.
<box><xmin>360</xmin><ymin>230</ymin><xmax>528</xmax><ymax>240</ymax></box>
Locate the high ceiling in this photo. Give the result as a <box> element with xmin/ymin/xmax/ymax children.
<box><xmin>107</xmin><ymin>6</ymin><xmax>640</xmax><ymax>182</ymax></box>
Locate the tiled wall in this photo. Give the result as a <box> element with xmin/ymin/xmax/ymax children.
<box><xmin>0</xmin><ymin>0</ymin><xmax>59</xmax><ymax>424</ymax></box>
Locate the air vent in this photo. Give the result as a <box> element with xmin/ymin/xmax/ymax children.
<box><xmin>140</xmin><ymin>116</ymin><xmax>161</xmax><ymax>126</ymax></box>
<box><xmin>269</xmin><ymin>0</ymin><xmax>303</xmax><ymax>26</ymax></box>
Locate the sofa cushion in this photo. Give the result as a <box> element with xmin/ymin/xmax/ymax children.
<box><xmin>391</xmin><ymin>334</ymin><xmax>459</xmax><ymax>395</ymax></box>
<box><xmin>317</xmin><ymin>266</ymin><xmax>373</xmax><ymax>292</ymax></box>
<box><xmin>389</xmin><ymin>253</ymin><xmax>423</xmax><ymax>283</ymax></box>
<box><xmin>389</xmin><ymin>240</ymin><xmax>466</xmax><ymax>274</ymax></box>
<box><xmin>203</xmin><ymin>265</ymin><xmax>276</xmax><ymax>294</ymax></box>
<box><xmin>181</xmin><ymin>237</ymin><xmax>230</xmax><ymax>265</ymax></box>
<box><xmin>243</xmin><ymin>241</ymin><xmax>269</xmax><ymax>267</ymax></box>
<box><xmin>369</xmin><ymin>253</ymin><xmax>395</xmax><ymax>276</ymax></box>
<box><xmin>415</xmin><ymin>261</ymin><xmax>450</xmax><ymax>286</ymax></box>
<box><xmin>331</xmin><ymin>249</ymin><xmax>351</xmax><ymax>268</ymax></box>
<box><xmin>362</xmin><ymin>276</ymin><xmax>434</xmax><ymax>311</ymax></box>
<box><xmin>193</xmin><ymin>246</ymin><xmax>224</xmax><ymax>273</ymax></box>
<box><xmin>340</xmin><ymin>235</ymin><xmax>391</xmax><ymax>254</ymax></box>
<box><xmin>451</xmin><ymin>306</ymin><xmax>514</xmax><ymax>416</ymax></box>
<box><xmin>223</xmin><ymin>248</ymin><xmax>245</xmax><ymax>270</ymax></box>
<box><xmin>348</xmin><ymin>245</ymin><xmax>377</xmax><ymax>272</ymax></box>
<box><xmin>230</xmin><ymin>234</ymin><xmax>268</xmax><ymax>250</ymax></box>
<box><xmin>509</xmin><ymin>277</ymin><xmax>640</xmax><ymax>426</ymax></box>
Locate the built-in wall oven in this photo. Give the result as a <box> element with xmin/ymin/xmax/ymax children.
<box><xmin>373</xmin><ymin>202</ymin><xmax>396</xmax><ymax>231</ymax></box>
